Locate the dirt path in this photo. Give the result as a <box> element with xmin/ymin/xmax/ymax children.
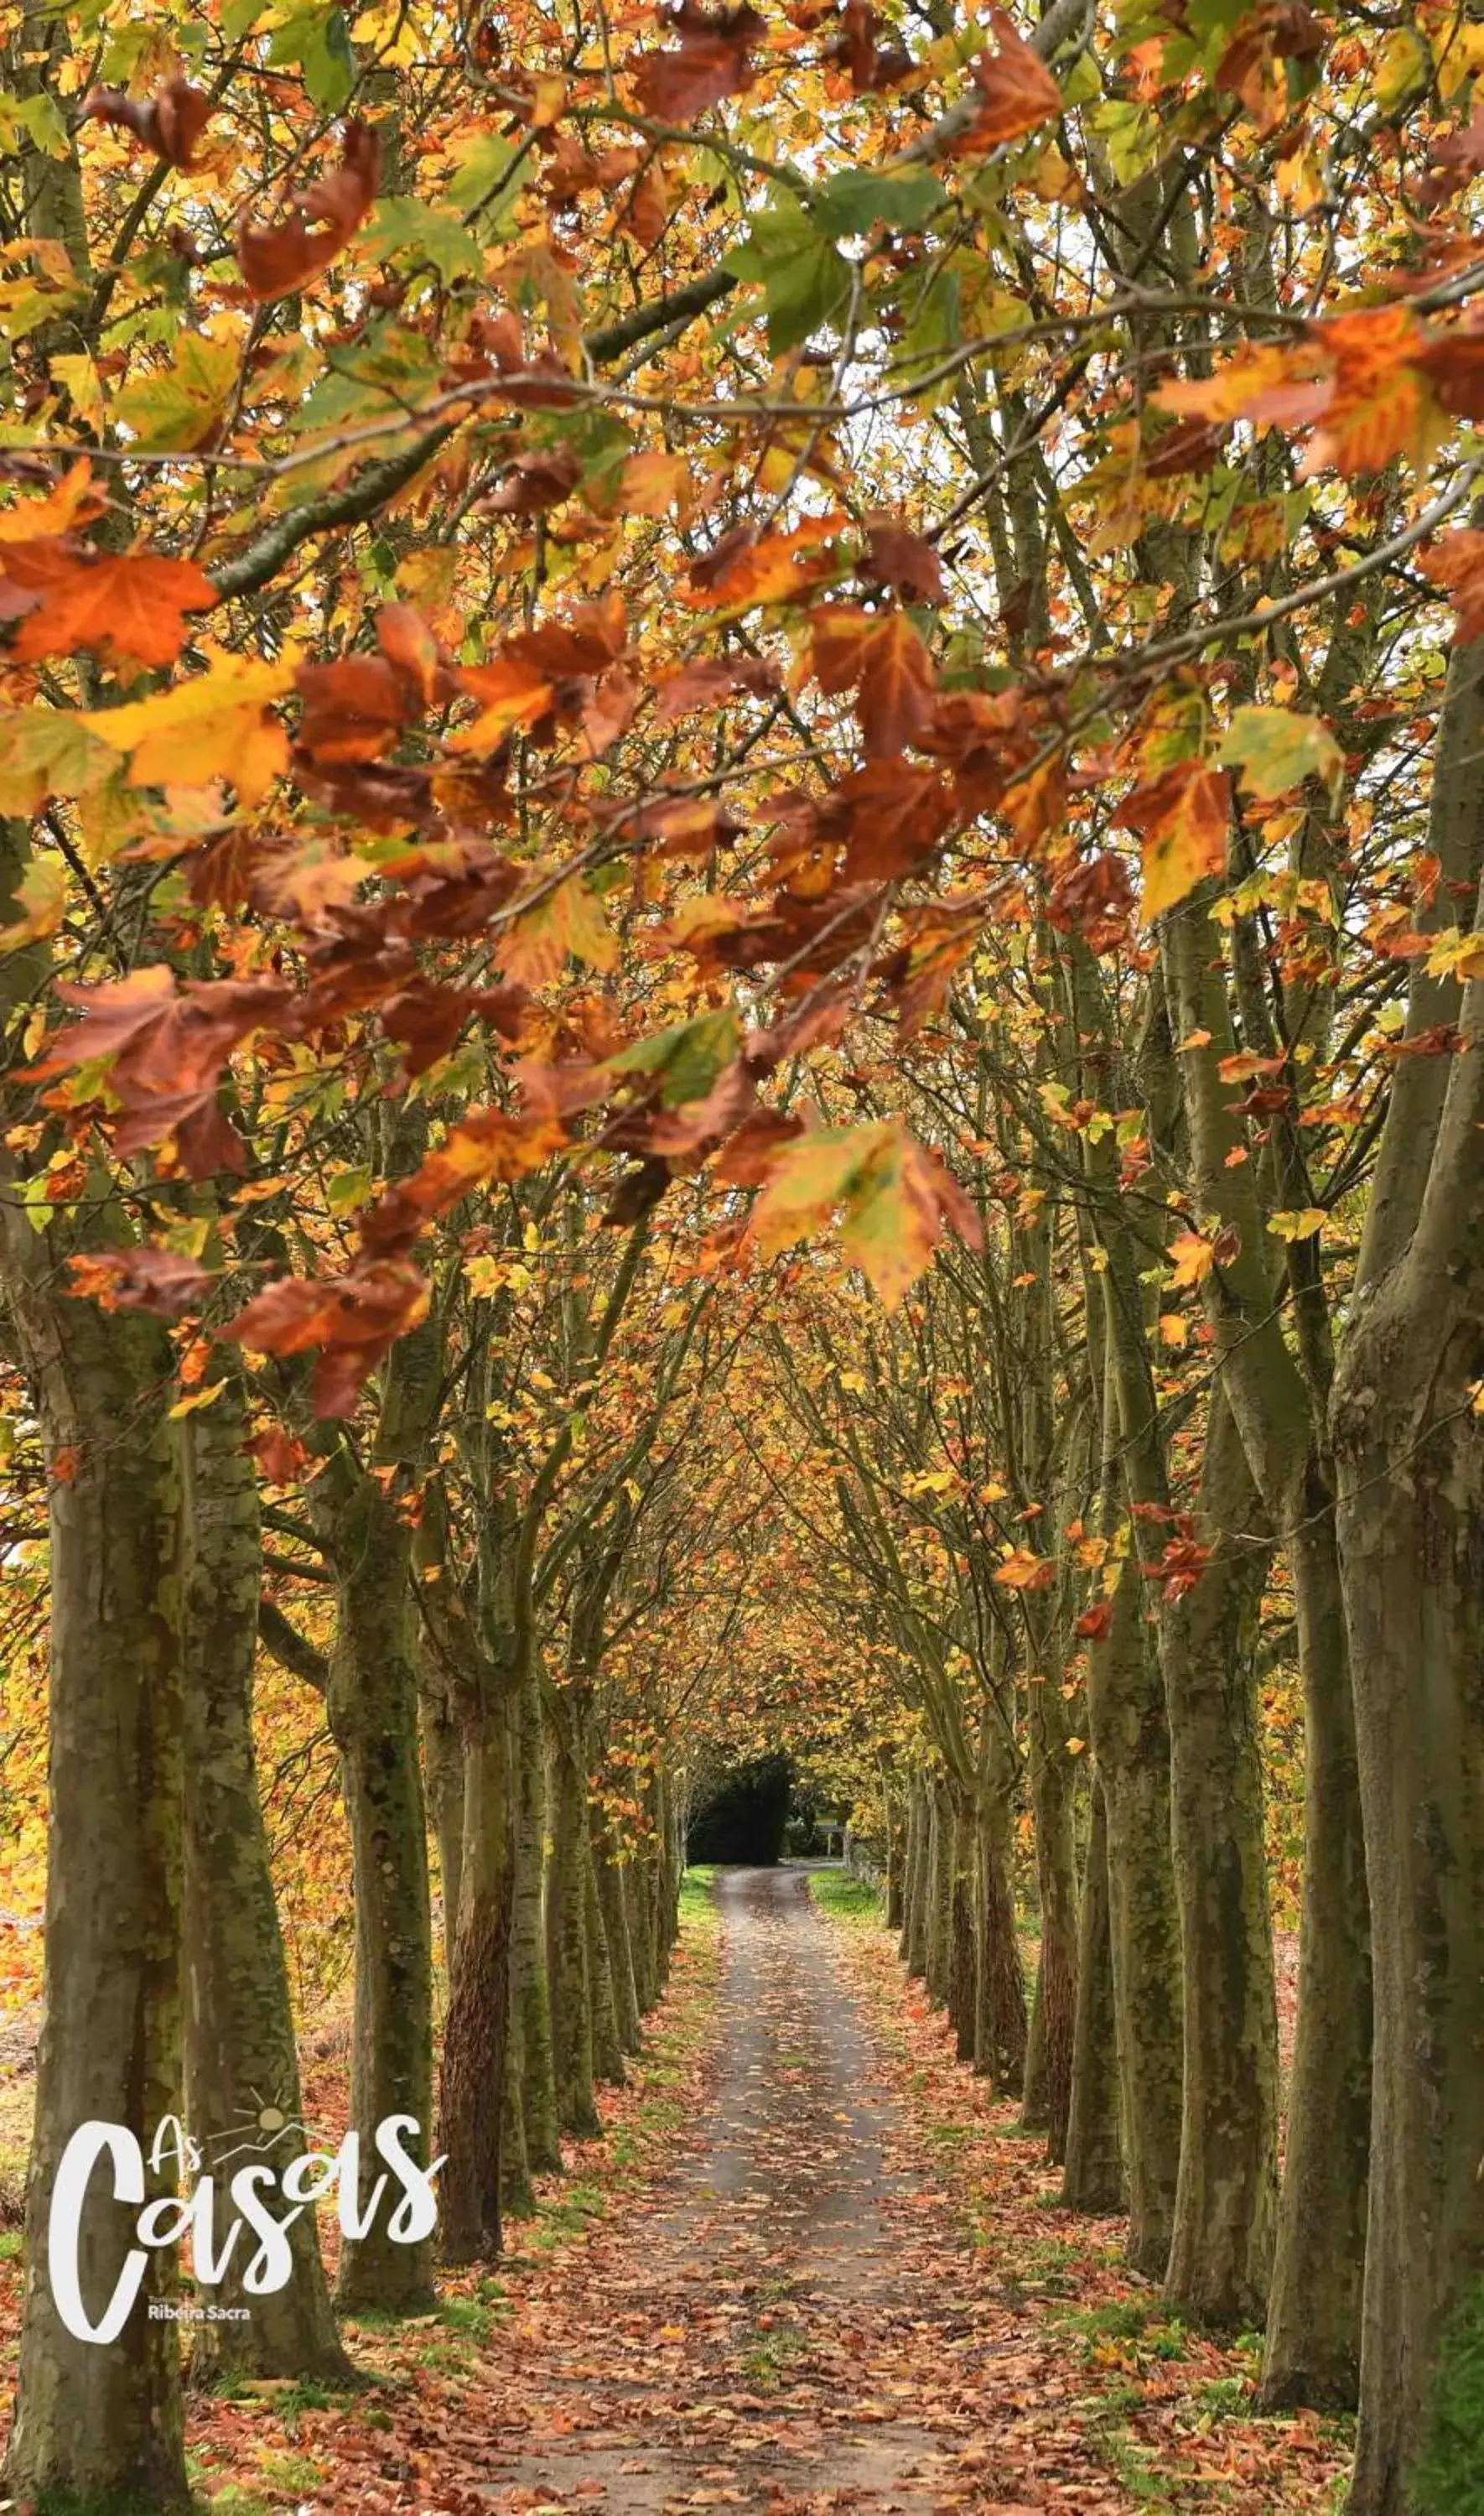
<box><xmin>478</xmin><ymin>1866</ymin><xmax>1103</xmax><ymax>2515</ymax></box>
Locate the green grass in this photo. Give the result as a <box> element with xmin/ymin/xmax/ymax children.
<box><xmin>807</xmin><ymin>1869</ymin><xmax>883</xmax><ymax>1922</ymax></box>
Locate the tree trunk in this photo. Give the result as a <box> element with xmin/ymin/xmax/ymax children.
<box><xmin>1062</xmin><ymin>1780</ymin><xmax>1125</xmax><ymax>2216</ymax></box>
<box><xmin>323</xmin><ymin>1478</ymin><xmax>437</xmax><ymax>2312</ymax></box>
<box><xmin>512</xmin><ymin>1660</ymin><xmax>560</xmax><ymax>2171</ymax></box>
<box><xmin>421</xmin><ymin>1687</ymin><xmax>464</xmax><ymax>1988</ymax></box>
<box><xmin>1085</xmin><ymin>1520</ymin><xmax>1183</xmax><ymax>2277</ymax></box>
<box><xmin>438</xmin><ymin>1705</ymin><xmax>516</xmax><ymax>2264</ymax></box>
<box><xmin>1260</xmin><ymin>1505</ymin><xmax>1372</xmax><ymax>2410</ymax></box>
<box><xmin>1</xmin><ymin>1299</ymin><xmax>190</xmax><ymax>2511</ymax></box>
<box><xmin>947</xmin><ymin>1784</ymin><xmax>978</xmax><ymax>2061</ymax></box>
<box><xmin>594</xmin><ymin>1819</ymin><xmax>642</xmax><ymax>2054</ymax></box>
<box><xmin>973</xmin><ymin>1783</ymin><xmax>1027</xmax><ymax>2094</ymax></box>
<box><xmin>900</xmin><ymin>1778</ymin><xmax>930</xmax><ymax>1978</ymax></box>
<box><xmin>586</xmin><ymin>1843</ymin><xmax>625</xmax><ymax>2087</ymax></box>
<box><xmin>182</xmin><ymin>1385</ymin><xmax>350</xmax><ymax>2382</ymax></box>
<box><xmin>1023</xmin><ymin>1682</ymin><xmax>1079</xmax><ymax>2165</ymax></box>
<box><xmin>1160</xmin><ymin>1394</ymin><xmax>1279</xmax><ymax>2329</ymax></box>
<box><xmin>925</xmin><ymin>1778</ymin><xmax>953</xmax><ymax>2009</ymax></box>
<box><xmin>546</xmin><ymin>1696</ymin><xmax>600</xmax><ymax>2139</ymax></box>
<box><xmin>1334</xmin><ymin>1219</ymin><xmax>1484</xmax><ymax>2510</ymax></box>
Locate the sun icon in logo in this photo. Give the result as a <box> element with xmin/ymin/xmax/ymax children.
<box><xmin>205</xmin><ymin>2087</ymin><xmax>313</xmax><ymax>2168</ymax></box>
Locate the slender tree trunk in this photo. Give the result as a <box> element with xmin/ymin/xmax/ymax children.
<box><xmin>1062</xmin><ymin>1780</ymin><xmax>1125</xmax><ymax>2215</ymax></box>
<box><xmin>900</xmin><ymin>1778</ymin><xmax>930</xmax><ymax>1978</ymax></box>
<box><xmin>925</xmin><ymin>1778</ymin><xmax>953</xmax><ymax>2009</ymax></box>
<box><xmin>0</xmin><ymin>1298</ymin><xmax>190</xmax><ymax>2510</ymax></box>
<box><xmin>1331</xmin><ymin>1024</ymin><xmax>1484</xmax><ymax>2510</ymax></box>
<box><xmin>323</xmin><ymin>1478</ymin><xmax>437</xmax><ymax>2311</ymax></box>
<box><xmin>182</xmin><ymin>1385</ymin><xmax>350</xmax><ymax>2382</ymax></box>
<box><xmin>973</xmin><ymin>1781</ymin><xmax>1027</xmax><ymax>2093</ymax></box>
<box><xmin>421</xmin><ymin>1688</ymin><xmax>464</xmax><ymax>1988</ymax></box>
<box><xmin>594</xmin><ymin>1817</ymin><xmax>642</xmax><ymax>2054</ymax></box>
<box><xmin>512</xmin><ymin>1661</ymin><xmax>560</xmax><ymax>2171</ymax></box>
<box><xmin>1087</xmin><ymin>1557</ymin><xmax>1184</xmax><ymax>2278</ymax></box>
<box><xmin>947</xmin><ymin>1784</ymin><xmax>978</xmax><ymax>2062</ymax></box>
<box><xmin>586</xmin><ymin>1844</ymin><xmax>625</xmax><ymax>2087</ymax></box>
<box><xmin>1160</xmin><ymin>1394</ymin><xmax>1279</xmax><ymax>2328</ymax></box>
<box><xmin>546</xmin><ymin>1695</ymin><xmax>600</xmax><ymax>2138</ymax></box>
<box><xmin>1023</xmin><ymin>1682</ymin><xmax>1079</xmax><ymax>2165</ymax></box>
<box><xmin>438</xmin><ymin>1704</ymin><xmax>516</xmax><ymax>2263</ymax></box>
<box><xmin>1261</xmin><ymin>1506</ymin><xmax>1372</xmax><ymax>2409</ymax></box>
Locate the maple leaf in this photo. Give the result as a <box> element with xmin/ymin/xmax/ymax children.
<box><xmin>746</xmin><ymin>1120</ymin><xmax>978</xmax><ymax>1309</ymax></box>
<box><xmin>686</xmin><ymin>517</ymin><xmax>845</xmax><ymax>612</ymax></box>
<box><xmin>295</xmin><ymin>655</ymin><xmax>415</xmax><ymax>763</ymax></box>
<box><xmin>236</xmin><ymin>120</ymin><xmax>380</xmax><ymax>302</ymax></box>
<box><xmin>65</xmin><ymin>1246</ymin><xmax>215</xmax><ymax>1318</ymax></box>
<box><xmin>652</xmin><ymin>657</ymin><xmax>779</xmax><ymax>725</ymax></box>
<box><xmin>1119</xmin><ymin>758</ymin><xmax>1232</xmax><ymax>920</ymax></box>
<box><xmin>83</xmin><ymin>652</ymin><xmax>295</xmax><ymax>803</ymax></box>
<box><xmin>812</xmin><ymin>607</ymin><xmax>937</xmax><ymax>757</ymax></box>
<box><xmin>4</xmin><ymin>546</ymin><xmax>216</xmax><ymax>668</ymax></box>
<box><xmin>630</xmin><ymin>3</ymin><xmax>763</xmax><ymax>121</ymax></box>
<box><xmin>82</xmin><ymin>75</ymin><xmax>214</xmax><ymax>168</ymax></box>
<box><xmin>1075</xmin><ymin>1597</ymin><xmax>1115</xmax><ymax>1640</ymax></box>
<box><xmin>993</xmin><ymin>1547</ymin><xmax>1056</xmax><ymax>1591</ymax></box>
<box><xmin>1168</xmin><ymin>1229</ymin><xmax>1216</xmax><ymax>1290</ymax></box>
<box><xmin>224</xmin><ymin>1260</ymin><xmax>430</xmax><ymax>1419</ymax></box>
<box><xmin>959</xmin><ymin>10</ymin><xmax>1062</xmax><ymax>151</ymax></box>
<box><xmin>0</xmin><ymin>459</ymin><xmax>105</xmax><ymax>543</ymax></box>
<box><xmin>360</xmin><ymin>1110</ymin><xmax>571</xmax><ymax>1256</ymax></box>
<box><xmin>861</xmin><ymin>519</ymin><xmax>946</xmax><ymax>606</ymax></box>
<box><xmin>1217</xmin><ymin>705</ymin><xmax>1342</xmax><ymax>799</ymax></box>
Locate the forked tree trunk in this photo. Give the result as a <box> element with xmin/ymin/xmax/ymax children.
<box><xmin>1062</xmin><ymin>1780</ymin><xmax>1125</xmax><ymax>2216</ymax></box>
<box><xmin>1</xmin><ymin>1295</ymin><xmax>190</xmax><ymax>2511</ymax></box>
<box><xmin>182</xmin><ymin>1386</ymin><xmax>350</xmax><ymax>2381</ymax></box>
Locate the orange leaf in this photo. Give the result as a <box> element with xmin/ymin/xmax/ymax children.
<box><xmin>1120</xmin><ymin>758</ymin><xmax>1232</xmax><ymax>919</ymax></box>
<box><xmin>960</xmin><ymin>9</ymin><xmax>1062</xmax><ymax>150</ymax></box>
<box><xmin>5</xmin><ymin>546</ymin><xmax>215</xmax><ymax>668</ymax></box>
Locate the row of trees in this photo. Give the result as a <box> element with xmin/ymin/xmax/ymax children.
<box><xmin>3</xmin><ymin>0</ymin><xmax>1484</xmax><ymax>2511</ymax></box>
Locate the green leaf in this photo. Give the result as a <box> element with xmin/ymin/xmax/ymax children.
<box><xmin>267</xmin><ymin>7</ymin><xmax>356</xmax><ymax>110</ymax></box>
<box><xmin>112</xmin><ymin>333</ymin><xmax>241</xmax><ymax>453</ymax></box>
<box><xmin>609</xmin><ymin>1010</ymin><xmax>741</xmax><ymax>1106</ymax></box>
<box><xmin>813</xmin><ymin>167</ymin><xmax>947</xmax><ymax>239</ymax></box>
<box><xmin>444</xmin><ymin>132</ymin><xmax>535</xmax><ymax>229</ymax></box>
<box><xmin>363</xmin><ymin>200</ymin><xmax>483</xmax><ymax>285</ymax></box>
<box><xmin>1217</xmin><ymin>707</ymin><xmax>1343</xmax><ymax>800</ymax></box>
<box><xmin>726</xmin><ymin>200</ymin><xmax>853</xmax><ymax>355</ymax></box>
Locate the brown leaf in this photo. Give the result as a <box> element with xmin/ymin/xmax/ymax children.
<box><xmin>82</xmin><ymin>75</ymin><xmax>214</xmax><ymax>169</ymax></box>
<box><xmin>631</xmin><ymin>3</ymin><xmax>764</xmax><ymax>120</ymax></box>
<box><xmin>295</xmin><ymin>654</ymin><xmax>413</xmax><ymax>763</ymax></box>
<box><xmin>224</xmin><ymin>1259</ymin><xmax>430</xmax><ymax>1418</ymax></box>
<box><xmin>65</xmin><ymin>1245</ymin><xmax>214</xmax><ymax>1317</ymax></box>
<box><xmin>236</xmin><ymin>120</ymin><xmax>380</xmax><ymax>304</ymax></box>
<box><xmin>861</xmin><ymin>518</ymin><xmax>945</xmax><ymax>606</ymax></box>
<box><xmin>484</xmin><ymin>441</ymin><xmax>582</xmax><ymax>516</ymax></box>
<box><xmin>1420</xmin><ymin>528</ymin><xmax>1484</xmax><ymax>645</ymax></box>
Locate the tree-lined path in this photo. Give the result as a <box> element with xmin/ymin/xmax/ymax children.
<box><xmin>481</xmin><ymin>1866</ymin><xmax>1121</xmax><ymax>2516</ymax></box>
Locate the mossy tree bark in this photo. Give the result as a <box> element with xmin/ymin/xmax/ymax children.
<box><xmin>1062</xmin><ymin>1780</ymin><xmax>1125</xmax><ymax>2216</ymax></box>
<box><xmin>182</xmin><ymin>1380</ymin><xmax>350</xmax><ymax>2382</ymax></box>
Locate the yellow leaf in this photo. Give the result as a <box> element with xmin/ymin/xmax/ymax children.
<box><xmin>82</xmin><ymin>653</ymin><xmax>295</xmax><ymax>805</ymax></box>
<box><xmin>168</xmin><ymin>1381</ymin><xmax>227</xmax><ymax>1420</ymax></box>
<box><xmin>1169</xmin><ymin>1229</ymin><xmax>1215</xmax><ymax>1289</ymax></box>
<box><xmin>1268</xmin><ymin>1207</ymin><xmax>1326</xmax><ymax>1241</ymax></box>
